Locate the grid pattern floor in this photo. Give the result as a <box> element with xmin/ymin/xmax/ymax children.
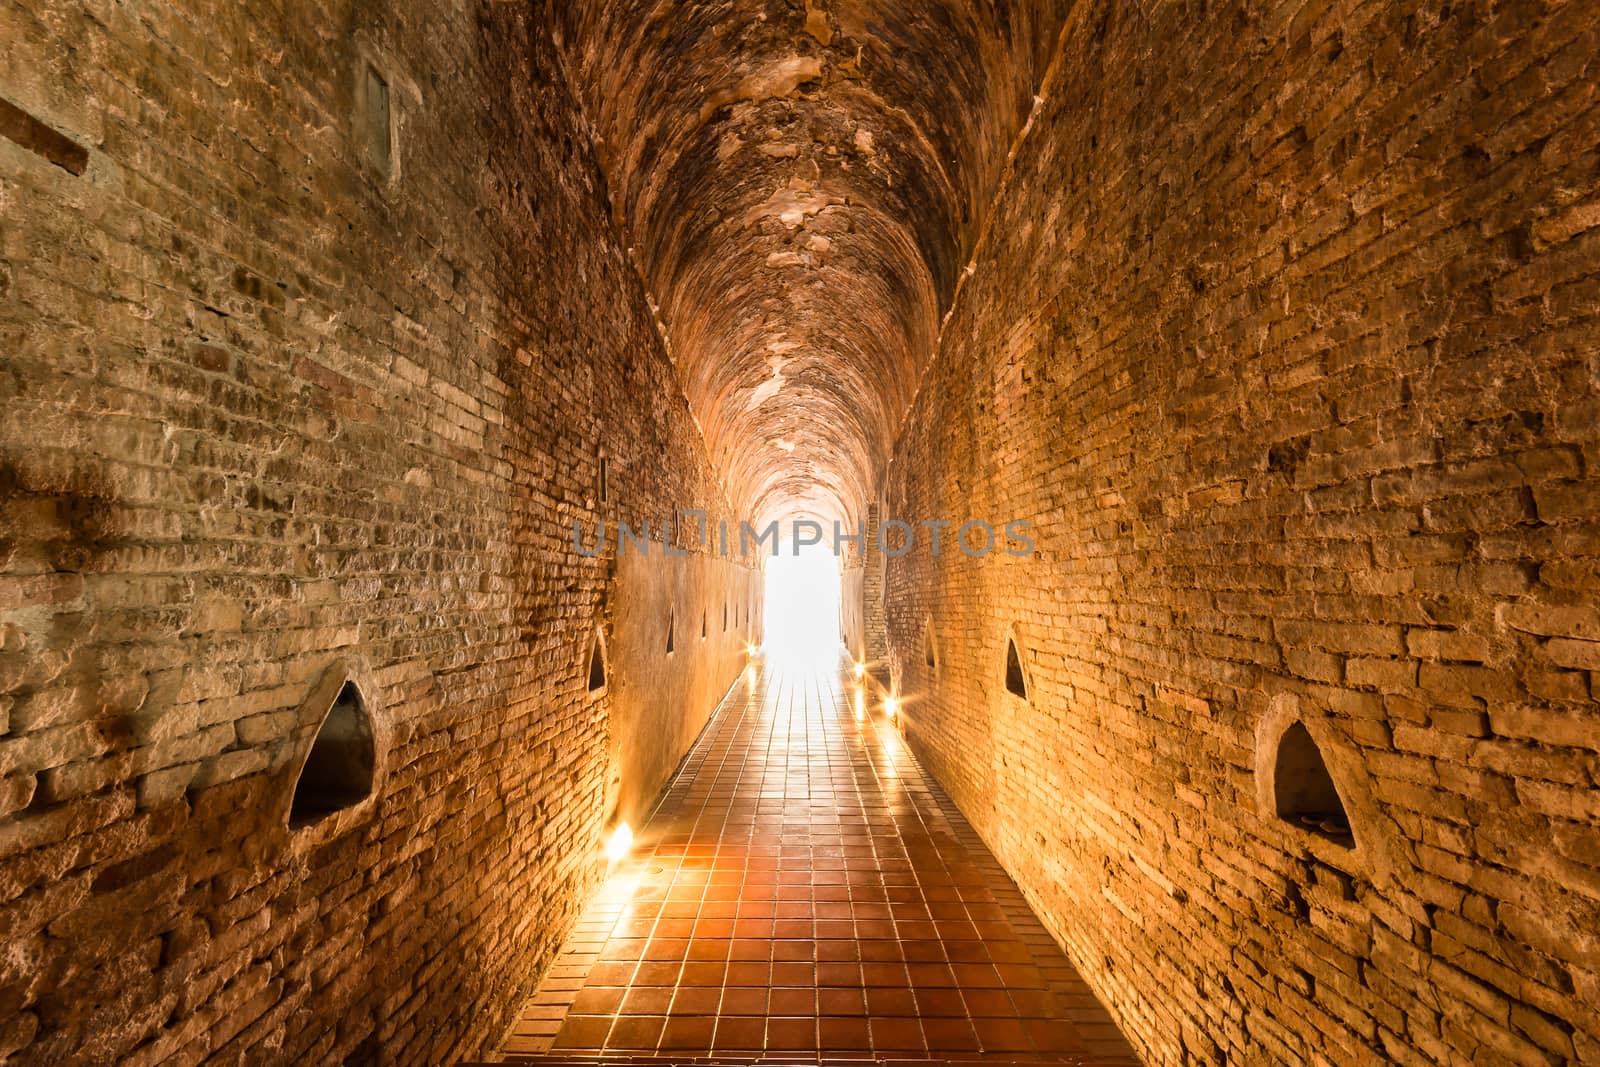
<box><xmin>500</xmin><ymin>653</ymin><xmax>1137</xmax><ymax>1064</ymax></box>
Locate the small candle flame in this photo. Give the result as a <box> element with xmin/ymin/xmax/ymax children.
<box><xmin>605</xmin><ymin>822</ymin><xmax>634</xmax><ymax>863</ymax></box>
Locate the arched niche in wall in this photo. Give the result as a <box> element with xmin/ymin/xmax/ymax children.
<box><xmin>284</xmin><ymin>659</ymin><xmax>390</xmax><ymax>847</ymax></box>
<box><xmin>1256</xmin><ymin>693</ymin><xmax>1394</xmax><ymax>883</ymax></box>
<box><xmin>923</xmin><ymin>617</ymin><xmax>939</xmax><ymax>682</ymax></box>
<box><xmin>585</xmin><ymin>625</ymin><xmax>609</xmax><ymax>696</ymax></box>
<box><xmin>1002</xmin><ymin>625</ymin><xmax>1030</xmax><ymax>702</ymax></box>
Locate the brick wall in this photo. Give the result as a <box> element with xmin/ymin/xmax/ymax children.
<box><xmin>883</xmin><ymin>1</ymin><xmax>1600</xmax><ymax>1064</ymax></box>
<box><xmin>863</xmin><ymin>503</ymin><xmax>888</xmax><ymax>667</ymax></box>
<box><xmin>842</xmin><ymin>563</ymin><xmax>866</xmax><ymax>666</ymax></box>
<box><xmin>0</xmin><ymin>1</ymin><xmax>750</xmax><ymax>1063</ymax></box>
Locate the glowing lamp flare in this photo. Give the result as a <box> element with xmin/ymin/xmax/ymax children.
<box><xmin>883</xmin><ymin>695</ymin><xmax>899</xmax><ymax>719</ymax></box>
<box><xmin>854</xmin><ymin>661</ymin><xmax>865</xmax><ymax>678</ymax></box>
<box><xmin>605</xmin><ymin>822</ymin><xmax>634</xmax><ymax>863</ymax></box>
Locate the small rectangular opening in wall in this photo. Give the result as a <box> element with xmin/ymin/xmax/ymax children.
<box><xmin>0</xmin><ymin>98</ymin><xmax>88</xmax><ymax>175</ymax></box>
<box><xmin>361</xmin><ymin>64</ymin><xmax>392</xmax><ymax>176</ymax></box>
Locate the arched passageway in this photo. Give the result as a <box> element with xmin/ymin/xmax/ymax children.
<box><xmin>4</xmin><ymin>1</ymin><xmax>1596</xmax><ymax>1065</ymax></box>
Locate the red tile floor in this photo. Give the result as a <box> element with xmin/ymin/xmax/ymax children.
<box><xmin>499</xmin><ymin>653</ymin><xmax>1137</xmax><ymax>1064</ymax></box>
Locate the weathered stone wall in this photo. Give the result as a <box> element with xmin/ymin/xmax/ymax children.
<box><xmin>0</xmin><ymin>1</ymin><xmax>751</xmax><ymax>1063</ymax></box>
<box><xmin>883</xmin><ymin>1</ymin><xmax>1600</xmax><ymax>1064</ymax></box>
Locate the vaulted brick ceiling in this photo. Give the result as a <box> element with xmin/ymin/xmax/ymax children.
<box><xmin>553</xmin><ymin>1</ymin><xmax>1066</xmax><ymax>528</ymax></box>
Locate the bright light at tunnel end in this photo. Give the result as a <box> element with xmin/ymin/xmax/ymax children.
<box><xmin>762</xmin><ymin>544</ymin><xmax>842</xmax><ymax>664</ymax></box>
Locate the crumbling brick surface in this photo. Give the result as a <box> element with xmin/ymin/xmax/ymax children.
<box><xmin>550</xmin><ymin>1</ymin><xmax>1067</xmax><ymax>533</ymax></box>
<box><xmin>1</xmin><ymin>2</ymin><xmax>750</xmax><ymax>1064</ymax></box>
<box><xmin>883</xmin><ymin>1</ymin><xmax>1600</xmax><ymax>1064</ymax></box>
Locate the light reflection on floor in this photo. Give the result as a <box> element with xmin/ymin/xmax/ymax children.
<box><xmin>501</xmin><ymin>653</ymin><xmax>1137</xmax><ymax>1062</ymax></box>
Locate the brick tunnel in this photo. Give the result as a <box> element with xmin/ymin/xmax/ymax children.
<box><xmin>2</xmin><ymin>2</ymin><xmax>1598</xmax><ymax>1066</ymax></box>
